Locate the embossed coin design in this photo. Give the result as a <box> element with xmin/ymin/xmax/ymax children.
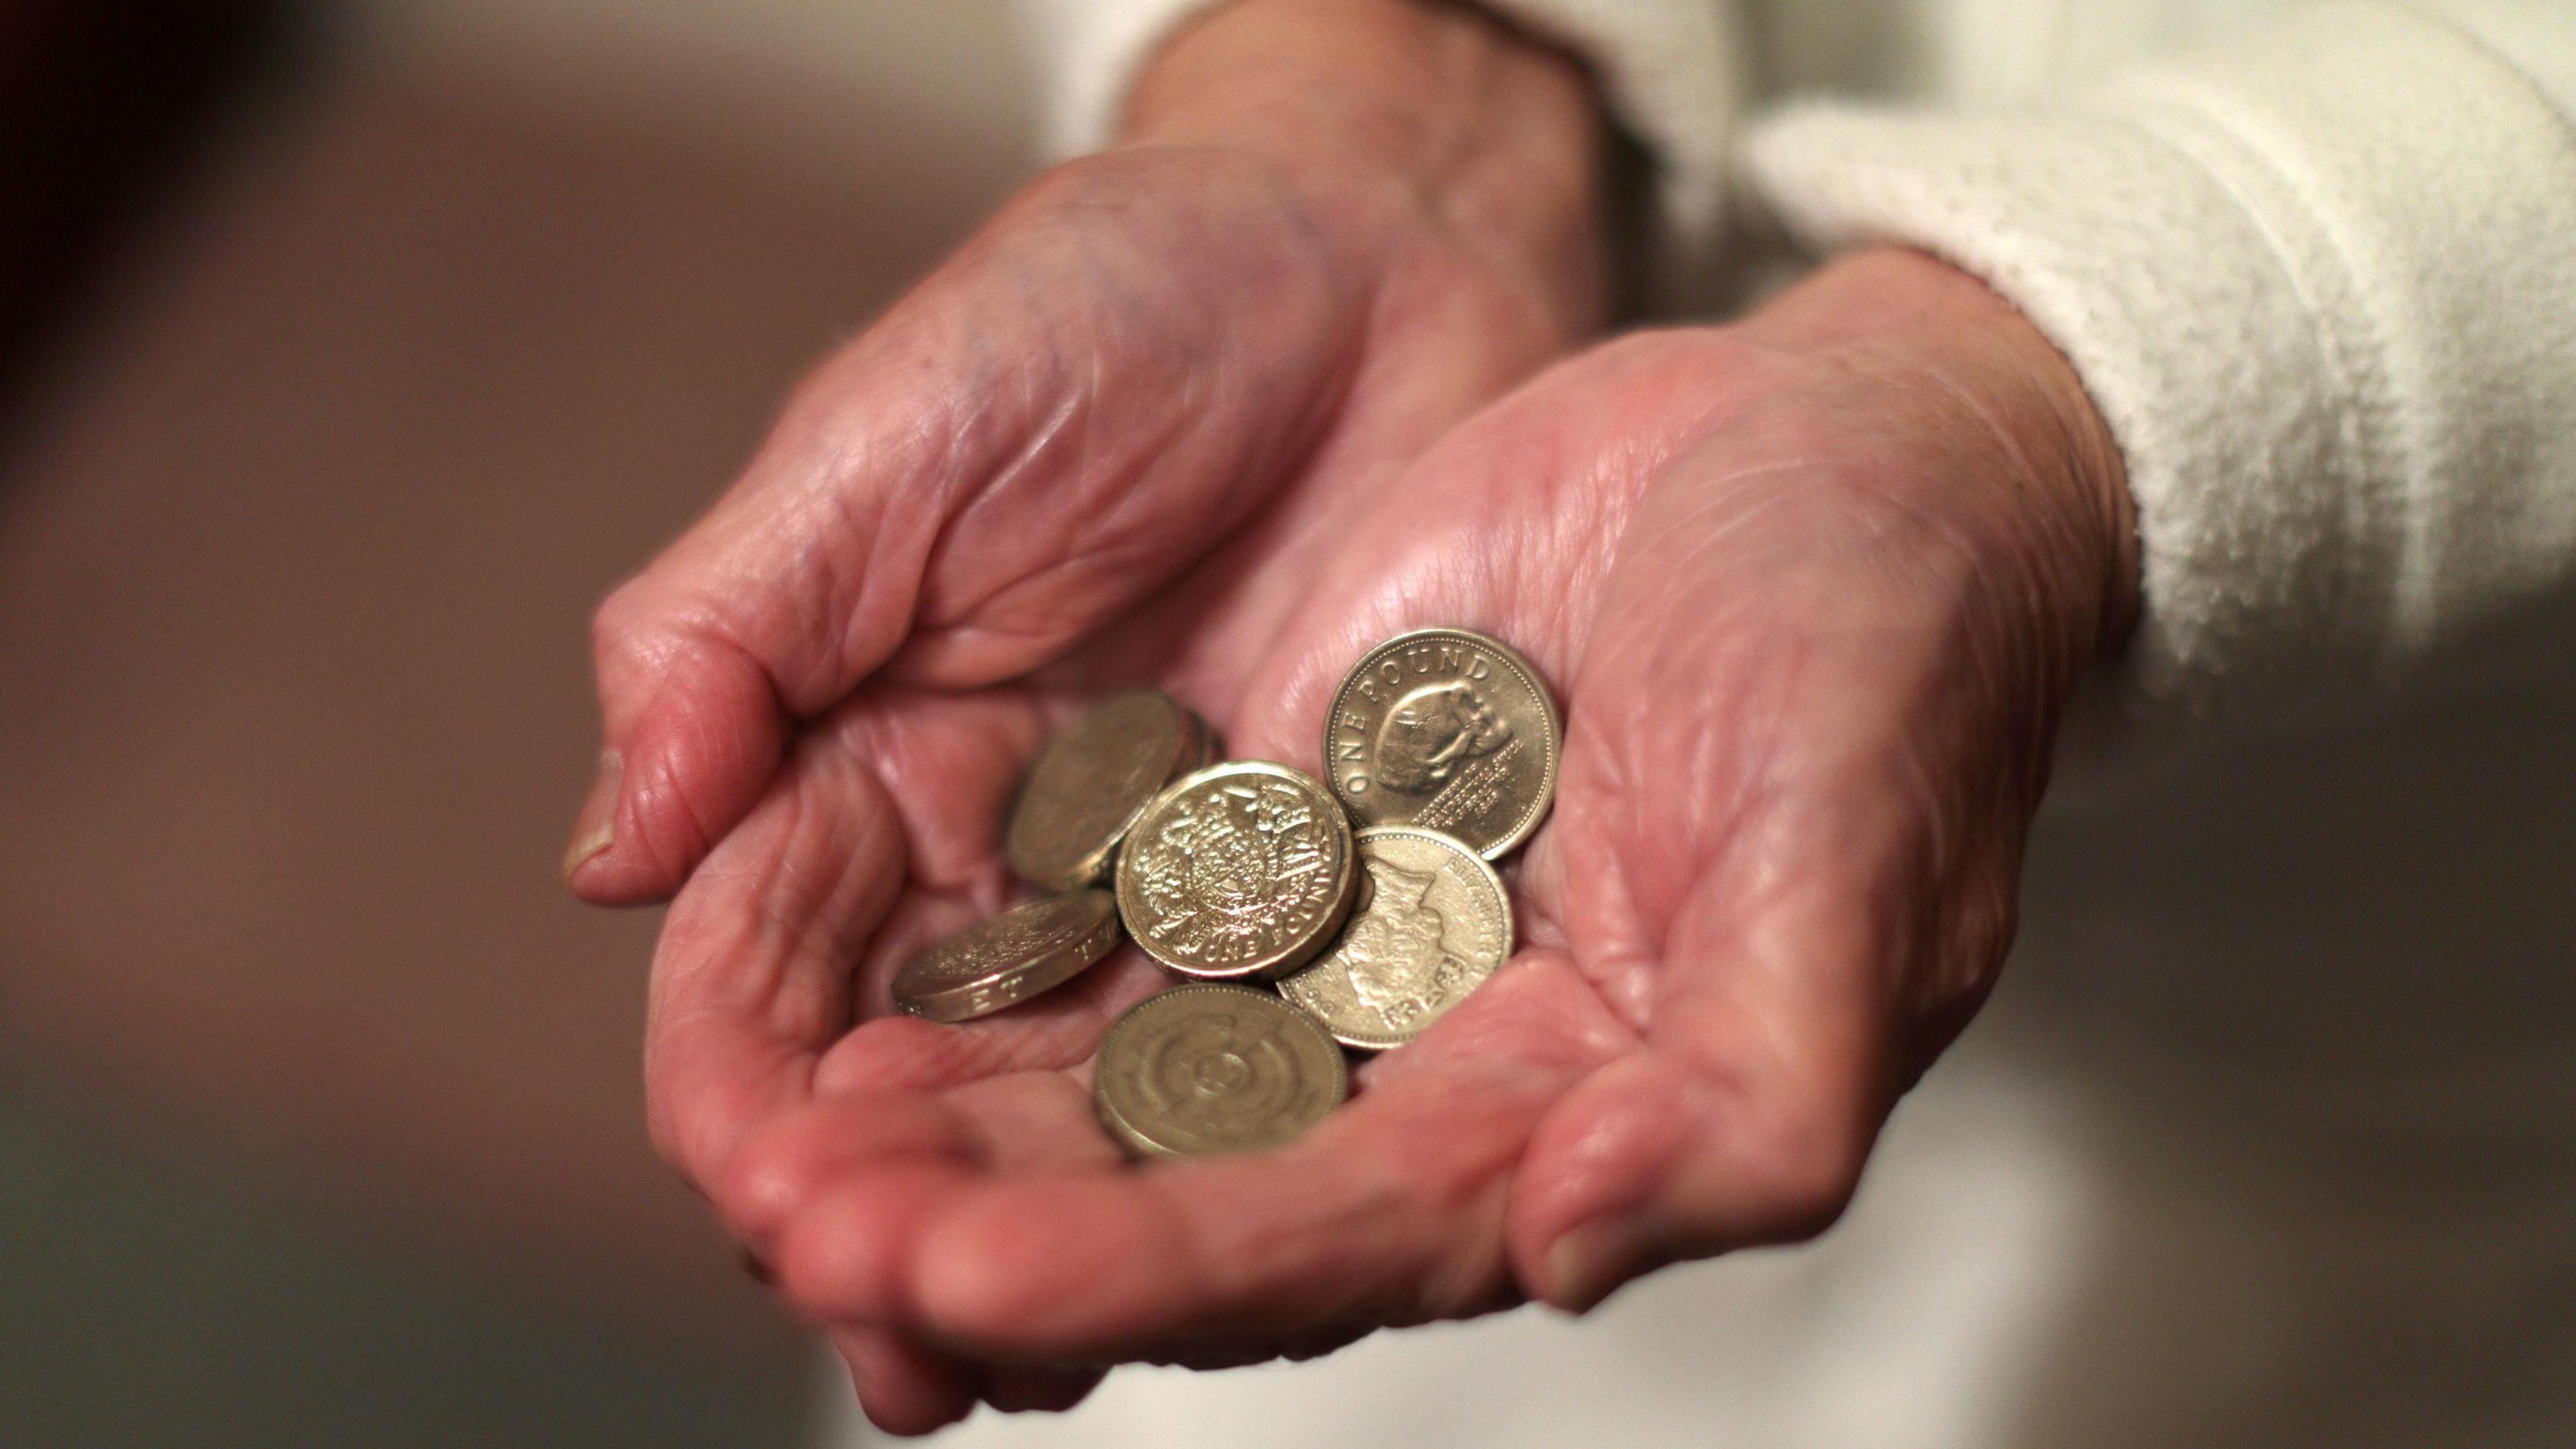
<box><xmin>1325</xmin><ymin>628</ymin><xmax>1560</xmax><ymax>859</ymax></box>
<box><xmin>1279</xmin><ymin>826</ymin><xmax>1513</xmax><ymax>1051</ymax></box>
<box><xmin>1114</xmin><ymin>761</ymin><xmax>1358</xmax><ymax>980</ymax></box>
<box><xmin>1006</xmin><ymin>691</ymin><xmax>1212</xmax><ymax>892</ymax></box>
<box><xmin>891</xmin><ymin>890</ymin><xmax>1121</xmax><ymax>1023</ymax></box>
<box><xmin>1093</xmin><ymin>983</ymin><xmax>1348</xmax><ymax>1157</ymax></box>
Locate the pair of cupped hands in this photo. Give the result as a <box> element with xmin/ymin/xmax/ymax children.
<box><xmin>561</xmin><ymin>0</ymin><xmax>2136</xmax><ymax>1433</ymax></box>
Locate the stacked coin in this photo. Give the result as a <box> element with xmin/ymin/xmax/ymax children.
<box><xmin>889</xmin><ymin>628</ymin><xmax>1559</xmax><ymax>1159</ymax></box>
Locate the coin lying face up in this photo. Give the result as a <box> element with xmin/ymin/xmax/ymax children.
<box><xmin>1324</xmin><ymin>627</ymin><xmax>1560</xmax><ymax>859</ymax></box>
<box><xmin>1279</xmin><ymin>825</ymin><xmax>1513</xmax><ymax>1051</ymax></box>
<box><xmin>1006</xmin><ymin>690</ymin><xmax>1213</xmax><ymax>892</ymax></box>
<box><xmin>892</xmin><ymin>890</ymin><xmax>1122</xmax><ymax>1023</ymax></box>
<box><xmin>1115</xmin><ymin>760</ymin><xmax>1358</xmax><ymax>981</ymax></box>
<box><xmin>1093</xmin><ymin>983</ymin><xmax>1348</xmax><ymax>1157</ymax></box>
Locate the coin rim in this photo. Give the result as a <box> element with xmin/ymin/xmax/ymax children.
<box><xmin>1113</xmin><ymin>759</ymin><xmax>1359</xmax><ymax>981</ymax></box>
<box><xmin>1322</xmin><ymin>627</ymin><xmax>1562</xmax><ymax>860</ymax></box>
<box><xmin>892</xmin><ymin>890</ymin><xmax>1122</xmax><ymax>1023</ymax></box>
<box><xmin>1091</xmin><ymin>982</ymin><xmax>1350</xmax><ymax>1158</ymax></box>
<box><xmin>1006</xmin><ymin>690</ymin><xmax>1208</xmax><ymax>893</ymax></box>
<box><xmin>1277</xmin><ymin>824</ymin><xmax>1515</xmax><ymax>1051</ymax></box>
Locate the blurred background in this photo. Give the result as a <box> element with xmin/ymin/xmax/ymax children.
<box><xmin>13</xmin><ymin>3</ymin><xmax>2576</xmax><ymax>1446</ymax></box>
<box><xmin>0</xmin><ymin>3</ymin><xmax>1034</xmax><ymax>1442</ymax></box>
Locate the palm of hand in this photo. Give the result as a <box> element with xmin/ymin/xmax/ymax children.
<box><xmin>637</xmin><ymin>242</ymin><xmax>2114</xmax><ymax>1432</ymax></box>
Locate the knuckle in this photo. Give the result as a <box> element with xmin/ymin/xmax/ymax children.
<box><xmin>588</xmin><ymin>576</ymin><xmax>657</xmax><ymax>669</ymax></box>
<box><xmin>711</xmin><ymin>1122</ymin><xmax>822</xmax><ymax>1240</ymax></box>
<box><xmin>589</xmin><ymin>575</ymin><xmax>737</xmax><ymax>690</ymax></box>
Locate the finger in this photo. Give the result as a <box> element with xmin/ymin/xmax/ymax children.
<box><xmin>716</xmin><ymin>1069</ymin><xmax>1124</xmax><ymax>1257</ymax></box>
<box><xmin>832</xmin><ymin>1326</ymin><xmax>977</xmax><ymax>1438</ymax></box>
<box><xmin>938</xmin><ymin>1071</ymin><xmax>1132</xmax><ymax>1175</ymax></box>
<box><xmin>566</xmin><ymin>153</ymin><xmax>1364</xmax><ymax>904</ymax></box>
<box><xmin>904</xmin><ymin>1073</ymin><xmax>1529</xmax><ymax>1362</ymax></box>
<box><xmin>753</xmin><ymin>1074</ymin><xmax>1104</xmax><ymax>1319</ymax></box>
<box><xmin>645</xmin><ymin>685</ymin><xmax>1040</xmax><ymax>1191</ymax></box>
<box><xmin>712</xmin><ymin>1092</ymin><xmax>980</xmax><ymax>1253</ymax></box>
<box><xmin>761</xmin><ymin>1060</ymin><xmax>1153</xmax><ymax>1321</ymax></box>
<box><xmin>642</xmin><ymin>720</ymin><xmax>906</xmax><ymax>1191</ymax></box>
<box><xmin>788</xmin><ymin>953</ymin><xmax>1622</xmax><ymax>1363</ymax></box>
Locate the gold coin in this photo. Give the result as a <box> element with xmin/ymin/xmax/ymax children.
<box><xmin>1114</xmin><ymin>761</ymin><xmax>1357</xmax><ymax>981</ymax></box>
<box><xmin>1324</xmin><ymin>627</ymin><xmax>1560</xmax><ymax>859</ymax></box>
<box><xmin>1093</xmin><ymin>983</ymin><xmax>1347</xmax><ymax>1157</ymax></box>
<box><xmin>891</xmin><ymin>890</ymin><xmax>1120</xmax><ymax>1023</ymax></box>
<box><xmin>1006</xmin><ymin>691</ymin><xmax>1210</xmax><ymax>892</ymax></box>
<box><xmin>1279</xmin><ymin>826</ymin><xmax>1513</xmax><ymax>1051</ymax></box>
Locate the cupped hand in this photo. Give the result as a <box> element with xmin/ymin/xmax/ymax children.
<box><xmin>627</xmin><ymin>233</ymin><xmax>2135</xmax><ymax>1432</ymax></box>
<box><xmin>561</xmin><ymin>0</ymin><xmax>1601</xmax><ymax>906</ymax></box>
<box><xmin>564</xmin><ymin>3</ymin><xmax>2143</xmax><ymax>1427</ymax></box>
<box><xmin>565</xmin><ymin>0</ymin><xmax>1609</xmax><ymax>1430</ymax></box>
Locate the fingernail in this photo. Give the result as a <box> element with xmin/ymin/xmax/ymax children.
<box><xmin>1544</xmin><ymin>1214</ymin><xmax>1654</xmax><ymax>1315</ymax></box>
<box><xmin>561</xmin><ymin>747</ymin><xmax>622</xmax><ymax>881</ymax></box>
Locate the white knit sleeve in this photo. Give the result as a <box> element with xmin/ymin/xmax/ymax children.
<box><xmin>1743</xmin><ymin>2</ymin><xmax>2576</xmax><ymax>743</ymax></box>
<box><xmin>1008</xmin><ymin>0</ymin><xmax>1744</xmax><ymax>286</ymax></box>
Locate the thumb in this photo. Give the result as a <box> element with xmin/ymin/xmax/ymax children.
<box><xmin>564</xmin><ymin>154</ymin><xmax>1365</xmax><ymax>903</ymax></box>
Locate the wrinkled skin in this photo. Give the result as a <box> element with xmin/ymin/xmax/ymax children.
<box><xmin>565</xmin><ymin>1</ymin><xmax>2134</xmax><ymax>1435</ymax></box>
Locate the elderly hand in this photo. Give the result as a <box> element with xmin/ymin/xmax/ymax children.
<box><xmin>564</xmin><ymin>0</ymin><xmax>1606</xmax><ymax>1429</ymax></box>
<box><xmin>614</xmin><ymin>231</ymin><xmax>2135</xmax><ymax>1430</ymax></box>
<box><xmin>568</xmin><ymin>4</ymin><xmax>2142</xmax><ymax>1432</ymax></box>
<box><xmin>563</xmin><ymin>0</ymin><xmax>1602</xmax><ymax>906</ymax></box>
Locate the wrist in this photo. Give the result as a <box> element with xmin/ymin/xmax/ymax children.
<box><xmin>1742</xmin><ymin>248</ymin><xmax>2140</xmax><ymax>674</ymax></box>
<box><xmin>1119</xmin><ymin>0</ymin><xmax>1609</xmax><ymax>333</ymax></box>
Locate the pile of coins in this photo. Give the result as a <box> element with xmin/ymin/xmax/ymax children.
<box><xmin>892</xmin><ymin>628</ymin><xmax>1559</xmax><ymax>1158</ymax></box>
